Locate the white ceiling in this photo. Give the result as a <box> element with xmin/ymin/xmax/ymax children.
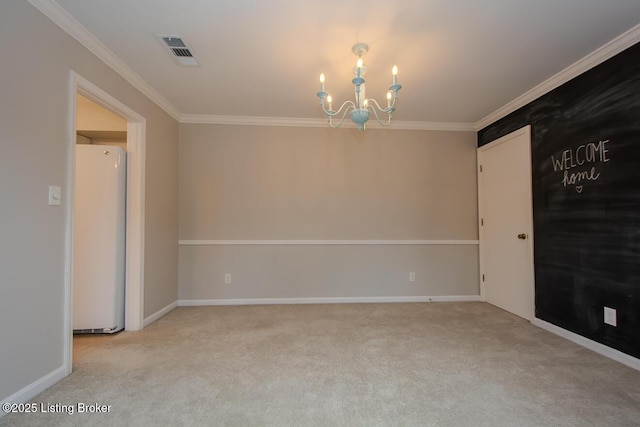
<box><xmin>44</xmin><ymin>1</ymin><xmax>640</xmax><ymax>126</ymax></box>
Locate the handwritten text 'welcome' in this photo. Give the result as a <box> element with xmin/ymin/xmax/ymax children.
<box><xmin>550</xmin><ymin>140</ymin><xmax>609</xmax><ymax>191</ymax></box>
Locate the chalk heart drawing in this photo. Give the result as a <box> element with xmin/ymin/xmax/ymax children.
<box><xmin>575</xmin><ymin>186</ymin><xmax>583</xmax><ymax>193</ymax></box>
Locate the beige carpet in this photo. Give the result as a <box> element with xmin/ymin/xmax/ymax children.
<box><xmin>3</xmin><ymin>302</ymin><xmax>640</xmax><ymax>426</ymax></box>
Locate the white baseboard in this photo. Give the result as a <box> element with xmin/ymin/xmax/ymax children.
<box><xmin>532</xmin><ymin>317</ymin><xmax>640</xmax><ymax>372</ymax></box>
<box><xmin>178</xmin><ymin>295</ymin><xmax>481</xmax><ymax>306</ymax></box>
<box><xmin>143</xmin><ymin>301</ymin><xmax>178</xmax><ymax>327</ymax></box>
<box><xmin>0</xmin><ymin>366</ymin><xmax>67</xmax><ymax>418</ymax></box>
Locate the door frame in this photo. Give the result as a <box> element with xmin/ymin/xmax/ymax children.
<box><xmin>477</xmin><ymin>125</ymin><xmax>535</xmax><ymax>320</ymax></box>
<box><xmin>63</xmin><ymin>71</ymin><xmax>146</xmax><ymax>374</ymax></box>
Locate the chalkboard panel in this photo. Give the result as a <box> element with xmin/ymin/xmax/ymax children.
<box><xmin>479</xmin><ymin>42</ymin><xmax>640</xmax><ymax>358</ymax></box>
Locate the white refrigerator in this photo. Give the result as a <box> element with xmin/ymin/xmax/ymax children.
<box><xmin>73</xmin><ymin>145</ymin><xmax>126</xmax><ymax>333</ymax></box>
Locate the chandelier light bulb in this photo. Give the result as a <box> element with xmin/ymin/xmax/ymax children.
<box><xmin>392</xmin><ymin>65</ymin><xmax>398</xmax><ymax>75</ymax></box>
<box><xmin>357</xmin><ymin>58</ymin><xmax>363</xmax><ymax>68</ymax></box>
<box><xmin>320</xmin><ymin>73</ymin><xmax>325</xmax><ymax>83</ymax></box>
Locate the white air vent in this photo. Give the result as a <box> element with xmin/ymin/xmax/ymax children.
<box><xmin>157</xmin><ymin>34</ymin><xmax>199</xmax><ymax>66</ymax></box>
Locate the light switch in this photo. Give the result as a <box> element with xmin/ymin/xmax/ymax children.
<box><xmin>48</xmin><ymin>186</ymin><xmax>62</xmax><ymax>206</ymax></box>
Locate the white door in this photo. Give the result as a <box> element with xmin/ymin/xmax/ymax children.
<box><xmin>478</xmin><ymin>125</ymin><xmax>534</xmax><ymax>320</ymax></box>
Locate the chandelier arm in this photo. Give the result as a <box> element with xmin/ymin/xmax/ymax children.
<box><xmin>367</xmin><ymin>104</ymin><xmax>392</xmax><ymax>127</ymax></box>
<box><xmin>366</xmin><ymin>98</ymin><xmax>395</xmax><ymax>115</ymax></box>
<box><xmin>328</xmin><ymin>104</ymin><xmax>356</xmax><ymax>128</ymax></box>
<box><xmin>321</xmin><ymin>100</ymin><xmax>356</xmax><ymax>117</ymax></box>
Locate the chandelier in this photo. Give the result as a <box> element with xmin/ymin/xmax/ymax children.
<box><xmin>316</xmin><ymin>43</ymin><xmax>401</xmax><ymax>130</ymax></box>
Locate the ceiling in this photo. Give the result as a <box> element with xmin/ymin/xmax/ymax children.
<box><xmin>40</xmin><ymin>1</ymin><xmax>640</xmax><ymax>127</ymax></box>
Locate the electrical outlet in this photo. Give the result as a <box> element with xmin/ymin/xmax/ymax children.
<box><xmin>224</xmin><ymin>273</ymin><xmax>231</xmax><ymax>284</ymax></box>
<box><xmin>409</xmin><ymin>272</ymin><xmax>416</xmax><ymax>282</ymax></box>
<box><xmin>604</xmin><ymin>306</ymin><xmax>617</xmax><ymax>327</ymax></box>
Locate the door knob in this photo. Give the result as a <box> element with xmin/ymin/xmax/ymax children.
<box><xmin>517</xmin><ymin>233</ymin><xmax>527</xmax><ymax>240</ymax></box>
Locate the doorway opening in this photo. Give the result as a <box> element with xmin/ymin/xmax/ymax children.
<box><xmin>74</xmin><ymin>94</ymin><xmax>127</xmax><ymax>335</ymax></box>
<box><xmin>64</xmin><ymin>71</ymin><xmax>146</xmax><ymax>374</ymax></box>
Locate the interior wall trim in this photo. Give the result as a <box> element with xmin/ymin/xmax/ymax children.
<box><xmin>0</xmin><ymin>366</ymin><xmax>66</xmax><ymax>417</ymax></box>
<box><xmin>27</xmin><ymin>0</ymin><xmax>181</xmax><ymax>121</ymax></box>
<box><xmin>26</xmin><ymin>0</ymin><xmax>640</xmax><ymax>132</ymax></box>
<box><xmin>178</xmin><ymin>239</ymin><xmax>480</xmax><ymax>246</ymax></box>
<box><xmin>26</xmin><ymin>0</ymin><xmax>474</xmax><ymax>132</ymax></box>
<box><xmin>143</xmin><ymin>301</ymin><xmax>178</xmax><ymax>328</ymax></box>
<box><xmin>178</xmin><ymin>295</ymin><xmax>481</xmax><ymax>307</ymax></box>
<box><xmin>179</xmin><ymin>114</ymin><xmax>476</xmax><ymax>131</ymax></box>
<box><xmin>533</xmin><ymin>318</ymin><xmax>640</xmax><ymax>372</ymax></box>
<box><xmin>475</xmin><ymin>22</ymin><xmax>640</xmax><ymax>131</ymax></box>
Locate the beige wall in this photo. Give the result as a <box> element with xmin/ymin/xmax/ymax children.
<box><xmin>76</xmin><ymin>95</ymin><xmax>127</xmax><ymax>148</ymax></box>
<box><xmin>179</xmin><ymin>124</ymin><xmax>478</xmax><ymax>300</ymax></box>
<box><xmin>76</xmin><ymin>94</ymin><xmax>127</xmax><ymax>132</ymax></box>
<box><xmin>179</xmin><ymin>245</ymin><xmax>479</xmax><ymax>300</ymax></box>
<box><xmin>0</xmin><ymin>1</ymin><xmax>476</xmax><ymax>404</ymax></box>
<box><xmin>0</xmin><ymin>2</ymin><xmax>178</xmax><ymax>402</ymax></box>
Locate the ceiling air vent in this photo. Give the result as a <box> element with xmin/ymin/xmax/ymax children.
<box><xmin>157</xmin><ymin>35</ymin><xmax>199</xmax><ymax>66</ymax></box>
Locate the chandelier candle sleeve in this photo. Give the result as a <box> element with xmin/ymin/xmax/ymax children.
<box><xmin>316</xmin><ymin>42</ymin><xmax>401</xmax><ymax>130</ymax></box>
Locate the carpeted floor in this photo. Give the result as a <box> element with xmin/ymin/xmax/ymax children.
<box><xmin>2</xmin><ymin>302</ymin><xmax>640</xmax><ymax>426</ymax></box>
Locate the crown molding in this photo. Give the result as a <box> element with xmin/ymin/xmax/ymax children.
<box><xmin>180</xmin><ymin>114</ymin><xmax>475</xmax><ymax>131</ymax></box>
<box><xmin>34</xmin><ymin>0</ymin><xmax>637</xmax><ymax>133</ymax></box>
<box><xmin>26</xmin><ymin>0</ymin><xmax>473</xmax><ymax>132</ymax></box>
<box><xmin>180</xmin><ymin>114</ymin><xmax>326</xmax><ymax>127</ymax></box>
<box><xmin>28</xmin><ymin>0</ymin><xmax>181</xmax><ymax>121</ymax></box>
<box><xmin>475</xmin><ymin>23</ymin><xmax>640</xmax><ymax>131</ymax></box>
<box><xmin>391</xmin><ymin>120</ymin><xmax>476</xmax><ymax>132</ymax></box>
